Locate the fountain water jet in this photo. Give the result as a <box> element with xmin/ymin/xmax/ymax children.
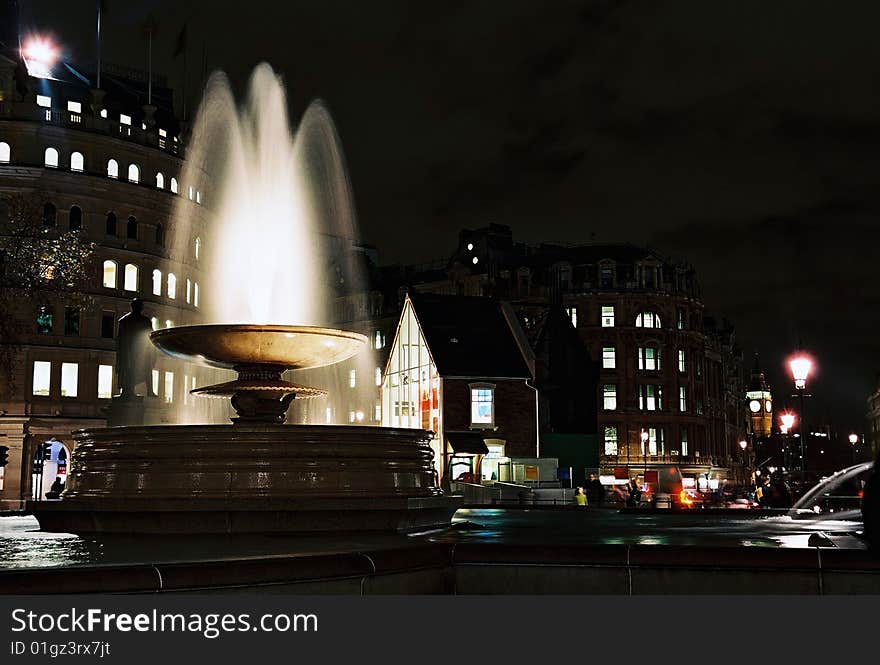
<box><xmin>31</xmin><ymin>64</ymin><xmax>459</xmax><ymax>533</ymax></box>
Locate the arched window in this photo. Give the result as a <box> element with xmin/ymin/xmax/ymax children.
<box><xmin>188</xmin><ymin>185</ymin><xmax>194</xmax><ymax>200</ymax></box>
<box><xmin>152</xmin><ymin>269</ymin><xmax>162</xmax><ymax>296</ymax></box>
<box><xmin>193</xmin><ymin>282</ymin><xmax>199</xmax><ymax>308</ymax></box>
<box><xmin>0</xmin><ymin>141</ymin><xmax>11</xmax><ymax>163</ymax></box>
<box><xmin>635</xmin><ymin>311</ymin><xmax>661</xmax><ymax>329</ymax></box>
<box><xmin>44</xmin><ymin>147</ymin><xmax>59</xmax><ymax>168</ymax></box>
<box><xmin>42</xmin><ymin>202</ymin><xmax>56</xmax><ymax>226</ymax></box>
<box><xmin>68</xmin><ymin>206</ymin><xmax>82</xmax><ymax>231</ymax></box>
<box><xmin>107</xmin><ymin>159</ymin><xmax>118</xmax><ymax>178</ymax></box>
<box><xmin>70</xmin><ymin>151</ymin><xmax>84</xmax><ymax>172</ymax></box>
<box><xmin>155</xmin><ymin>172</ymin><xmax>164</xmax><ymax>189</ymax></box>
<box><xmin>127</xmin><ymin>164</ymin><xmax>139</xmax><ymax>183</ymax></box>
<box><xmin>167</xmin><ymin>273</ymin><xmax>177</xmax><ymax>299</ymax></box>
<box><xmin>170</xmin><ymin>177</ymin><xmax>178</xmax><ymax>194</ymax></box>
<box><xmin>123</xmin><ymin>263</ymin><xmax>138</xmax><ymax>291</ymax></box>
<box><xmin>155</xmin><ymin>224</ymin><xmax>164</xmax><ymax>247</ymax></box>
<box><xmin>105</xmin><ymin>212</ymin><xmax>117</xmax><ymax>236</ymax></box>
<box><xmin>194</xmin><ymin>237</ymin><xmax>201</xmax><ymax>260</ymax></box>
<box><xmin>126</xmin><ymin>216</ymin><xmax>138</xmax><ymax>240</ymax></box>
<box><xmin>102</xmin><ymin>260</ymin><xmax>117</xmax><ymax>288</ymax></box>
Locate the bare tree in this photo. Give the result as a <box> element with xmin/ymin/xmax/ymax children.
<box><xmin>0</xmin><ymin>193</ymin><xmax>96</xmax><ymax>392</ymax></box>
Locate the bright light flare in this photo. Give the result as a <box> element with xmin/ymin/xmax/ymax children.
<box><xmin>738</xmin><ymin>439</ymin><xmax>748</xmax><ymax>450</ymax></box>
<box><xmin>780</xmin><ymin>412</ymin><xmax>796</xmax><ymax>430</ymax></box>
<box><xmin>788</xmin><ymin>354</ymin><xmax>813</xmax><ymax>390</ymax></box>
<box><xmin>22</xmin><ymin>36</ymin><xmax>59</xmax><ymax>79</ymax></box>
<box><xmin>849</xmin><ymin>433</ymin><xmax>859</xmax><ymax>445</ymax></box>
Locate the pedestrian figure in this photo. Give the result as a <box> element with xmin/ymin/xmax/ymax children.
<box><xmin>116</xmin><ymin>298</ymin><xmax>155</xmax><ymax>398</ymax></box>
<box><xmin>574</xmin><ymin>486</ymin><xmax>587</xmax><ymax>507</ymax></box>
<box><xmin>627</xmin><ymin>478</ymin><xmax>642</xmax><ymax>507</ymax></box>
<box><xmin>588</xmin><ymin>473</ymin><xmax>604</xmax><ymax>508</ymax></box>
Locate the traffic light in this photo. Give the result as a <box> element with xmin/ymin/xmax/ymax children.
<box><xmin>0</xmin><ymin>445</ymin><xmax>9</xmax><ymax>468</ymax></box>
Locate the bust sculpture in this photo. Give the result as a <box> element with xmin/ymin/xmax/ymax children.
<box><xmin>116</xmin><ymin>298</ymin><xmax>155</xmax><ymax>398</ymax></box>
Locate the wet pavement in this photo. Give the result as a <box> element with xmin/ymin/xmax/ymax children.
<box><xmin>0</xmin><ymin>507</ymin><xmax>866</xmax><ymax>571</ymax></box>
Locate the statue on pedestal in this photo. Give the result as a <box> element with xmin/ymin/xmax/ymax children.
<box><xmin>116</xmin><ymin>298</ymin><xmax>155</xmax><ymax>398</ymax></box>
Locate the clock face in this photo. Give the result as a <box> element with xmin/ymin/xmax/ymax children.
<box><xmin>764</xmin><ymin>400</ymin><xmax>772</xmax><ymax>413</ymax></box>
<box><xmin>749</xmin><ymin>400</ymin><xmax>761</xmax><ymax>413</ymax></box>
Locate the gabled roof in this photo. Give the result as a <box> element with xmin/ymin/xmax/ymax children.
<box><xmin>408</xmin><ymin>293</ymin><xmax>531</xmax><ymax>379</ymax></box>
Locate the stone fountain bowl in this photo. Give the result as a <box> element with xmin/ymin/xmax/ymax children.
<box><xmin>150</xmin><ymin>324</ymin><xmax>367</xmax><ymax>371</ymax></box>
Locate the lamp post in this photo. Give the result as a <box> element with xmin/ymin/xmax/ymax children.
<box><xmin>780</xmin><ymin>412</ymin><xmax>796</xmax><ymax>473</ymax></box>
<box><xmin>641</xmin><ymin>429</ymin><xmax>649</xmax><ymax>483</ymax></box>
<box><xmin>788</xmin><ymin>353</ymin><xmax>813</xmax><ymax>487</ymax></box>
<box><xmin>849</xmin><ymin>433</ymin><xmax>859</xmax><ymax>466</ymax></box>
<box><xmin>738</xmin><ymin>439</ymin><xmax>748</xmax><ymax>486</ymax></box>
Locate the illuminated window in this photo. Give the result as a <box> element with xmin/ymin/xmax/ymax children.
<box><xmin>681</xmin><ymin>429</ymin><xmax>688</xmax><ymax>456</ymax></box>
<box><xmin>105</xmin><ymin>212</ymin><xmax>117</xmax><ymax>236</ymax></box>
<box><xmin>152</xmin><ymin>269</ymin><xmax>162</xmax><ymax>295</ymax></box>
<box><xmin>32</xmin><ymin>361</ymin><xmax>51</xmax><ymax>396</ymax></box>
<box><xmin>375</xmin><ymin>367</ymin><xmax>382</xmax><ymax>386</ymax></box>
<box><xmin>635</xmin><ymin>311</ymin><xmax>661</xmax><ymax>328</ymax></box>
<box><xmin>186</xmin><ymin>278</ymin><xmax>192</xmax><ymax>303</ymax></box>
<box><xmin>164</xmin><ymin>372</ymin><xmax>174</xmax><ymax>403</ymax></box>
<box><xmin>120</xmin><ymin>114</ymin><xmax>131</xmax><ymax>126</ymax></box>
<box><xmin>44</xmin><ymin>147</ymin><xmax>59</xmax><ymax>167</ymax></box>
<box><xmin>0</xmin><ymin>142</ymin><xmax>10</xmax><ymax>162</ymax></box>
<box><xmin>373</xmin><ymin>330</ymin><xmax>385</xmax><ymax>349</ymax></box>
<box><xmin>678</xmin><ymin>349</ymin><xmax>686</xmax><ymax>373</ymax></box>
<box><xmin>375</xmin><ymin>402</ymin><xmax>381</xmax><ymax>421</ymax></box>
<box><xmin>150</xmin><ymin>317</ymin><xmax>158</xmax><ymax>331</ymax></box>
<box><xmin>639</xmin><ymin>385</ymin><xmax>661</xmax><ymax>411</ymax></box>
<box><xmin>36</xmin><ymin>95</ymin><xmax>51</xmax><ymax>108</ymax></box>
<box><xmin>97</xmin><ymin>365</ymin><xmax>113</xmax><ymax>399</ymax></box>
<box><xmin>68</xmin><ymin>206</ymin><xmax>82</xmax><ymax>231</ymax></box>
<box><xmin>167</xmin><ymin>273</ymin><xmax>176</xmax><ymax>299</ymax></box>
<box><xmin>349</xmin><ymin>369</ymin><xmax>357</xmax><ymax>388</ymax></box>
<box><xmin>349</xmin><ymin>411</ymin><xmax>356</xmax><ymax>423</ymax></box>
<box><xmin>126</xmin><ymin>215</ymin><xmax>138</xmax><ymax>240</ymax></box>
<box><xmin>70</xmin><ymin>151</ymin><xmax>84</xmax><ymax>172</ymax></box>
<box><xmin>102</xmin><ymin>260</ymin><xmax>117</xmax><ymax>288</ymax></box>
<box><xmin>196</xmin><ymin>190</ymin><xmax>202</xmax><ymax>204</ymax></box>
<box><xmin>603</xmin><ymin>384</ymin><xmax>617</xmax><ymax>410</ymax></box>
<box><xmin>565</xmin><ymin>306</ymin><xmax>577</xmax><ymax>328</ymax></box>
<box><xmin>641</xmin><ymin>428</ymin><xmax>662</xmax><ymax>456</ymax></box>
<box><xmin>170</xmin><ymin>177</ymin><xmax>178</xmax><ymax>193</ymax></box>
<box><xmin>67</xmin><ymin>100</ymin><xmax>81</xmax><ymax>113</ymax></box>
<box><xmin>602</xmin><ymin>346</ymin><xmax>616</xmax><ymax>369</ymax></box>
<box><xmin>60</xmin><ymin>363</ymin><xmax>78</xmax><ymax>397</ymax></box>
<box><xmin>679</xmin><ymin>386</ymin><xmax>687</xmax><ymax>412</ymax></box>
<box><xmin>601</xmin><ymin>306</ymin><xmax>615</xmax><ymax>327</ymax></box>
<box><xmin>638</xmin><ymin>346</ymin><xmax>660</xmax><ymax>371</ymax></box>
<box><xmin>107</xmin><ymin>159</ymin><xmax>118</xmax><ymax>178</ymax></box>
<box><xmin>127</xmin><ymin>164</ymin><xmax>139</xmax><ymax>183</ymax></box>
<box><xmin>123</xmin><ymin>263</ymin><xmax>138</xmax><ymax>291</ymax></box>
<box><xmin>165</xmin><ymin>320</ymin><xmax>173</xmax><ymax>329</ymax></box>
<box><xmin>470</xmin><ymin>384</ymin><xmax>495</xmax><ymax>426</ymax></box>
<box><xmin>100</xmin><ymin>108</ymin><xmax>108</xmax><ymax>118</ymax></box>
<box><xmin>151</xmin><ymin>369</ymin><xmax>159</xmax><ymax>396</ymax></box>
<box><xmin>156</xmin><ymin>172</ymin><xmax>164</xmax><ymax>189</ymax></box>
<box><xmin>188</xmin><ymin>185</ymin><xmax>194</xmax><ymax>200</ymax></box>
<box><xmin>194</xmin><ymin>237</ymin><xmax>201</xmax><ymax>260</ymax></box>
<box><xmin>36</xmin><ymin>306</ymin><xmax>53</xmax><ymax>334</ymax></box>
<box><xmin>677</xmin><ymin>308</ymin><xmax>685</xmax><ymax>330</ymax></box>
<box><xmin>193</xmin><ymin>282</ymin><xmax>199</xmax><ymax>308</ymax></box>
<box><xmin>603</xmin><ymin>426</ymin><xmax>619</xmax><ymax>456</ymax></box>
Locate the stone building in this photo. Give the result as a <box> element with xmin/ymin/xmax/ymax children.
<box><xmin>0</xmin><ymin>41</ymin><xmax>206</xmax><ymax>508</ymax></box>
<box><xmin>356</xmin><ymin>224</ymin><xmax>748</xmax><ymax>487</ymax></box>
<box><xmin>868</xmin><ymin>375</ymin><xmax>880</xmax><ymax>458</ymax></box>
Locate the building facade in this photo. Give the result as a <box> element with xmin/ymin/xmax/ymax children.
<box><xmin>0</xmin><ymin>46</ymin><xmax>207</xmax><ymax>508</ymax></box>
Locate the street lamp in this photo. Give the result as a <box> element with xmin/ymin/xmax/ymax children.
<box><xmin>640</xmin><ymin>429</ymin><xmax>649</xmax><ymax>482</ymax></box>
<box><xmin>849</xmin><ymin>433</ymin><xmax>859</xmax><ymax>466</ymax></box>
<box><xmin>788</xmin><ymin>352</ymin><xmax>813</xmax><ymax>486</ymax></box>
<box><xmin>780</xmin><ymin>411</ymin><xmax>796</xmax><ymax>472</ymax></box>
<box><xmin>738</xmin><ymin>440</ymin><xmax>748</xmax><ymax>485</ymax></box>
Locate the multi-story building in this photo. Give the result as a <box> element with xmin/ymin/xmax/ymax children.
<box><xmin>357</xmin><ymin>224</ymin><xmax>748</xmax><ymax>488</ymax></box>
<box><xmin>868</xmin><ymin>375</ymin><xmax>880</xmax><ymax>459</ymax></box>
<box><xmin>0</xmin><ymin>36</ymin><xmax>207</xmax><ymax>508</ymax></box>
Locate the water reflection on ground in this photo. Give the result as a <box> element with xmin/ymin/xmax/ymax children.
<box><xmin>0</xmin><ymin>508</ymin><xmax>866</xmax><ymax>571</ymax></box>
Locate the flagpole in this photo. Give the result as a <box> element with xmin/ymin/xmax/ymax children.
<box><xmin>182</xmin><ymin>45</ymin><xmax>187</xmax><ymax>122</ymax></box>
<box><xmin>148</xmin><ymin>27</ymin><xmax>152</xmax><ymax>105</ymax></box>
<box><xmin>96</xmin><ymin>0</ymin><xmax>102</xmax><ymax>89</ymax></box>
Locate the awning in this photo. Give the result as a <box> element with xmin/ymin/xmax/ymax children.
<box><xmin>446</xmin><ymin>431</ymin><xmax>489</xmax><ymax>455</ymax></box>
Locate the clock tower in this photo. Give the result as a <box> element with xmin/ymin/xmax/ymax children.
<box><xmin>746</xmin><ymin>356</ymin><xmax>772</xmax><ymax>437</ymax></box>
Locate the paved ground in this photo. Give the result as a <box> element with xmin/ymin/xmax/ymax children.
<box><xmin>0</xmin><ymin>508</ymin><xmax>866</xmax><ymax>570</ymax></box>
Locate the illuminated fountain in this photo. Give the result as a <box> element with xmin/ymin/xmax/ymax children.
<box><xmin>32</xmin><ymin>65</ymin><xmax>459</xmax><ymax>534</ymax></box>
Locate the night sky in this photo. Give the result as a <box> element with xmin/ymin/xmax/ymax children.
<box><xmin>20</xmin><ymin>0</ymin><xmax>880</xmax><ymax>432</ymax></box>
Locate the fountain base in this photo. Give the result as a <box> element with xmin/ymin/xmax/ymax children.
<box><xmin>31</xmin><ymin>424</ymin><xmax>460</xmax><ymax>534</ymax></box>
